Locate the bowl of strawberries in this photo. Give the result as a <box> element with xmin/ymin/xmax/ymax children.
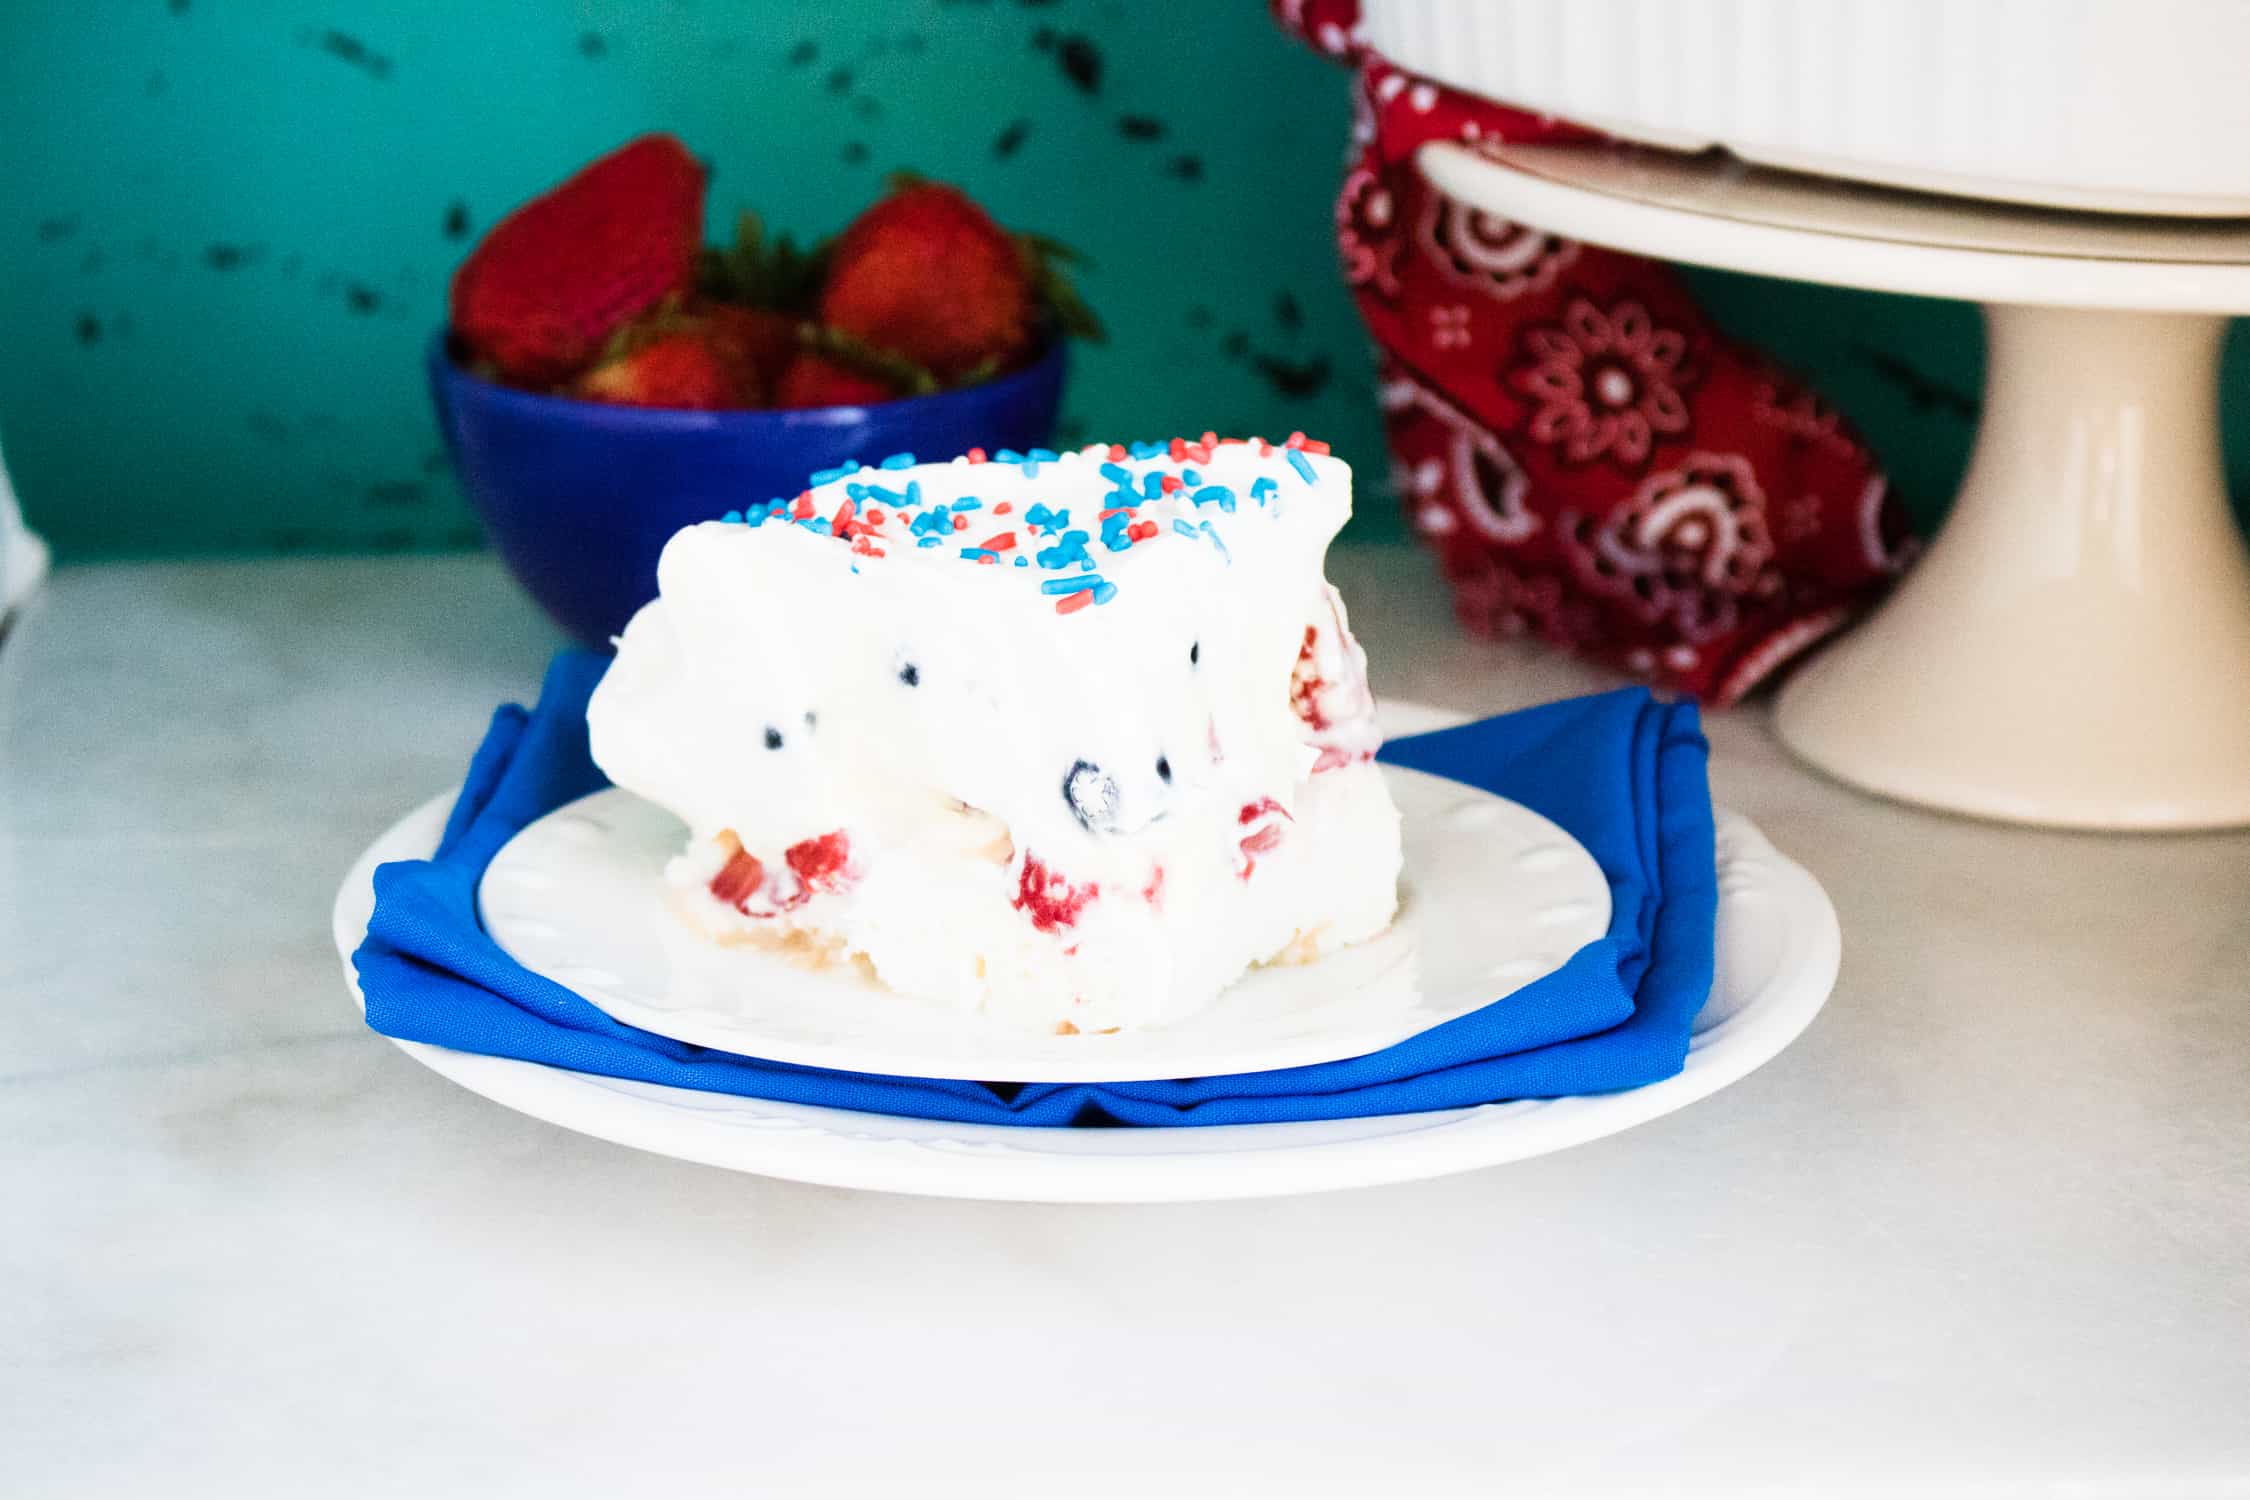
<box><xmin>432</xmin><ymin>135</ymin><xmax>1098</xmax><ymax>646</ymax></box>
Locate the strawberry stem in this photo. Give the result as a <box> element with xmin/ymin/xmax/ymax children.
<box><xmin>798</xmin><ymin>323</ymin><xmax>943</xmax><ymax>397</ymax></box>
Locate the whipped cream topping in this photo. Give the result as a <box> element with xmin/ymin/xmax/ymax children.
<box><xmin>587</xmin><ymin>436</ymin><xmax>1402</xmax><ymax>1033</ymax></box>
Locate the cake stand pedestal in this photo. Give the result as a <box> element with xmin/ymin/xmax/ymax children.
<box><xmin>1419</xmin><ymin>141</ymin><xmax>2250</xmax><ymax>831</ymax></box>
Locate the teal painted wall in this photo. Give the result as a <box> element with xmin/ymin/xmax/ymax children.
<box><xmin>2</xmin><ymin>2</ymin><xmax>2244</xmax><ymax>560</ymax></box>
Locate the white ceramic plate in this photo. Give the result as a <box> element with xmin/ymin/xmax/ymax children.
<box><xmin>332</xmin><ymin>708</ymin><xmax>1840</xmax><ymax>1202</ymax></box>
<box><xmin>476</xmin><ymin>767</ymin><xmax>1608</xmax><ymax>1084</ymax></box>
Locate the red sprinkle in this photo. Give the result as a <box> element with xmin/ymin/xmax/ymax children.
<box><xmin>792</xmin><ymin>494</ymin><xmax>815</xmax><ymax>520</ymax></box>
<box><xmin>951</xmin><ymin>513</ymin><xmax>968</xmax><ymax>531</ymax></box>
<box><xmin>993</xmin><ymin>501</ymin><xmax>1014</xmax><ymax>516</ymax></box>
<box><xmin>1054</xmin><ymin>590</ymin><xmax>1094</xmax><ymax>615</ymax></box>
<box><xmin>980</xmin><ymin>531</ymin><xmax>1017</xmax><ymax>551</ymax></box>
<box><xmin>1168</xmin><ymin>437</ymin><xmax>1188</xmax><ymax>463</ymax></box>
<box><xmin>1106</xmin><ymin>444</ymin><xmax>1127</xmax><ymax>461</ymax></box>
<box><xmin>832</xmin><ymin>498</ymin><xmax>857</xmax><ymax>531</ymax></box>
<box><xmin>1141</xmin><ymin>864</ymin><xmax>1166</xmax><ymax>910</ymax></box>
<box><xmin>1014</xmin><ymin>852</ymin><xmax>1098</xmax><ymax>932</ymax></box>
<box><xmin>865</xmin><ymin>507</ymin><xmax>885</xmax><ymax>525</ymax></box>
<box><xmin>966</xmin><ymin>447</ymin><xmax>987</xmax><ymax>463</ymax></box>
<box><xmin>1159</xmin><ymin>474</ymin><xmax>1183</xmax><ymax>494</ymax></box>
<box><xmin>1128</xmin><ymin>520</ymin><xmax>1158</xmax><ymax>542</ymax></box>
<box><xmin>1097</xmin><ymin>507</ymin><xmax>1132</xmax><ymax>521</ymax></box>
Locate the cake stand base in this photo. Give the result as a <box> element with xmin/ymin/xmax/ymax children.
<box><xmin>1775</xmin><ymin>305</ymin><xmax>2250</xmax><ymax>830</ymax></box>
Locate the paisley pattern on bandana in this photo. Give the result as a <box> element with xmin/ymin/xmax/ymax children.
<box><xmin>1275</xmin><ymin>0</ymin><xmax>1913</xmax><ymax>704</ymax></box>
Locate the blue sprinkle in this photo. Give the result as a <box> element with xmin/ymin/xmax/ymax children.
<box><xmin>950</xmin><ymin>496</ymin><xmax>982</xmax><ymax>511</ymax></box>
<box><xmin>720</xmin><ymin>509</ymin><xmax>744</xmax><ymax>524</ymax></box>
<box><xmin>809</xmin><ymin>464</ymin><xmax>857</xmax><ymax>486</ymax></box>
<box><xmin>1040</xmin><ymin>575</ymin><xmax>1102</xmax><ymax>596</ymax></box>
<box><xmin>845</xmin><ymin>483</ymin><xmax>870</xmax><ymax>502</ymax></box>
<box><xmin>1181</xmin><ymin>468</ymin><xmax>1202</xmax><ymax>487</ymax></box>
<box><xmin>1128</xmin><ymin>440</ymin><xmax>1166</xmax><ymax>460</ymax></box>
<box><xmin>1200</xmin><ymin>519</ymin><xmax>1231</xmax><ymax>563</ymax></box>
<box><xmin>959</xmin><ymin>547</ymin><xmax>997</xmax><ymax>562</ymax></box>
<box><xmin>1035</xmin><ymin>528</ymin><xmax>1092</xmax><ymax>570</ymax></box>
<box><xmin>905</xmin><ymin>480</ymin><xmax>922</xmax><ymax>508</ymax></box>
<box><xmin>1140</xmin><ymin>471</ymin><xmax>1164</xmax><ymax>500</ymax></box>
<box><xmin>1014</xmin><ymin>555</ymin><xmax>1029</xmax><ymax>567</ymax></box>
<box><xmin>1193</xmin><ymin>485</ymin><xmax>1236</xmax><ymax>513</ymax></box>
<box><xmin>917</xmin><ymin>535</ymin><xmax>944</xmax><ymax>549</ymax></box>
<box><xmin>1099</xmin><ymin>462</ymin><xmax>1132</xmax><ymax>486</ymax></box>
<box><xmin>880</xmin><ymin>452</ymin><xmax>916</xmax><ymax>470</ymax></box>
<box><xmin>1250</xmin><ymin>477</ymin><xmax>1278</xmax><ymax>504</ymax></box>
<box><xmin>993</xmin><ymin>448</ymin><xmax>1025</xmax><ymax>465</ymax></box>
<box><xmin>1287</xmin><ymin>448</ymin><xmax>1318</xmax><ymax>484</ymax></box>
<box><xmin>1092</xmin><ymin>580</ymin><xmax>1118</xmax><ymax>605</ymax></box>
<box><xmin>1028</xmin><ymin>447</ymin><xmax>1059</xmax><ymax>462</ymax></box>
<box><xmin>1171</xmin><ymin>519</ymin><xmax>1200</xmax><ymax>539</ymax></box>
<box><xmin>798</xmin><ymin>516</ymin><xmax>832</xmax><ymax>535</ymax></box>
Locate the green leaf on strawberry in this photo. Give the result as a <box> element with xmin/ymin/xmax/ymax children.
<box><xmin>698</xmin><ymin>211</ymin><xmax>829</xmax><ymax>313</ymax></box>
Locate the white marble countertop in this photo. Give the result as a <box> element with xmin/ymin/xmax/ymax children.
<box><xmin>3</xmin><ymin>550</ymin><xmax>2246</xmax><ymax>1499</ymax></box>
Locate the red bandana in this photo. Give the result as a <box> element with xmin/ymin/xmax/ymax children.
<box><xmin>1277</xmin><ymin>0</ymin><xmax>1914</xmax><ymax>704</ymax></box>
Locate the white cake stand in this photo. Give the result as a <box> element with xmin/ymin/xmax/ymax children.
<box><xmin>1419</xmin><ymin>141</ymin><xmax>2250</xmax><ymax>831</ymax></box>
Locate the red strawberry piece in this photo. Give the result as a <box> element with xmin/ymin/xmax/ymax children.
<box><xmin>710</xmin><ymin>845</ymin><xmax>766</xmax><ymax>912</ymax></box>
<box><xmin>449</xmin><ymin>134</ymin><xmax>705</xmax><ymax>385</ymax></box>
<box><xmin>1013</xmin><ymin>852</ymin><xmax>1098</xmax><ymax>933</ymax></box>
<box><xmin>573</xmin><ymin>329</ymin><xmax>758</xmax><ymax>410</ymax></box>
<box><xmin>1235</xmin><ymin>797</ymin><xmax>1292</xmax><ymax>880</ymax></box>
<box><xmin>1288</xmin><ymin>624</ymin><xmax>1331</xmax><ymax>731</ymax></box>
<box><xmin>816</xmin><ymin>182</ymin><xmax>1035</xmax><ymax>379</ymax></box>
<box><xmin>783</xmin><ymin>830</ymin><xmax>854</xmax><ymax>894</ymax></box>
<box><xmin>774</xmin><ymin>353</ymin><xmax>895</xmax><ymax>409</ymax></box>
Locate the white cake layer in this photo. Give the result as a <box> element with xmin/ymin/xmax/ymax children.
<box><xmin>587</xmin><ymin>438</ymin><xmax>1402</xmax><ymax>1033</ymax></box>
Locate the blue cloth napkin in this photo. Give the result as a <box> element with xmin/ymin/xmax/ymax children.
<box><xmin>355</xmin><ymin>651</ymin><xmax>1715</xmax><ymax>1127</ymax></box>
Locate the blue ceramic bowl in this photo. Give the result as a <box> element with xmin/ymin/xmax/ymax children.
<box><xmin>428</xmin><ymin>334</ymin><xmax>1067</xmax><ymax>646</ymax></box>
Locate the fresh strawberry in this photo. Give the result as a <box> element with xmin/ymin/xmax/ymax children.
<box><xmin>774</xmin><ymin>353</ymin><xmax>895</xmax><ymax>409</ymax></box>
<box><xmin>700</xmin><ymin>302</ymin><xmax>802</xmax><ymax>388</ymax></box>
<box><xmin>574</xmin><ymin>329</ymin><xmax>758</xmax><ymax>410</ymax></box>
<box><xmin>451</xmin><ymin>134</ymin><xmax>705</xmax><ymax>385</ymax></box>
<box><xmin>816</xmin><ymin>182</ymin><xmax>1036</xmax><ymax>379</ymax></box>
